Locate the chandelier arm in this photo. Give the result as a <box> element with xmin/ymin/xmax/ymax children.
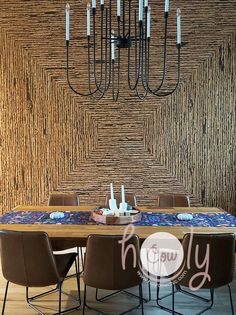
<box><xmin>87</xmin><ymin>35</ymin><xmax>108</xmax><ymax>100</ymax></box>
<box><xmin>134</xmin><ymin>76</ymin><xmax>148</xmax><ymax>100</ymax></box>
<box><xmin>115</xmin><ymin>48</ymin><xmax>121</xmax><ymax>101</ymax></box>
<box><xmin>145</xmin><ymin>38</ymin><xmax>151</xmax><ymax>90</ymax></box>
<box><xmin>99</xmin><ymin>2</ymin><xmax>112</xmax><ymax>94</ymax></box>
<box><xmin>66</xmin><ymin>41</ymin><xmax>98</xmax><ymax>96</ymax></box>
<box><xmin>134</xmin><ymin>10</ymin><xmax>137</xmax><ymax>83</ymax></box>
<box><xmin>151</xmin><ymin>45</ymin><xmax>181</xmax><ymax>97</ymax></box>
<box><xmin>104</xmin><ymin>2</ymin><xmax>112</xmax><ymax>93</ymax></box>
<box><xmin>102</xmin><ymin>8</ymin><xmax>109</xmax><ymax>93</ymax></box>
<box><xmin>122</xmin><ymin>0</ymin><xmax>126</xmax><ymax>38</ymax></box>
<box><xmin>94</xmin><ymin>7</ymin><xmax>109</xmax><ymax>96</ymax></box>
<box><xmin>135</xmin><ymin>89</ymin><xmax>148</xmax><ymax>100</ymax></box>
<box><xmin>140</xmin><ymin>7</ymin><xmax>149</xmax><ymax>92</ymax></box>
<box><xmin>127</xmin><ymin>7</ymin><xmax>137</xmax><ymax>90</ymax></box>
<box><xmin>135</xmin><ymin>24</ymin><xmax>144</xmax><ymax>89</ymax></box>
<box><xmin>90</xmin><ymin>6</ymin><xmax>111</xmax><ymax>96</ymax></box>
<box><xmin>134</xmin><ymin>73</ymin><xmax>148</xmax><ymax>99</ymax></box>
<box><xmin>112</xmin><ymin>48</ymin><xmax>121</xmax><ymax>102</ymax></box>
<box><xmin>91</xmin><ymin>12</ymin><xmax>106</xmax><ymax>93</ymax></box>
<box><xmin>99</xmin><ymin>7</ymin><xmax>105</xmax><ymax>89</ymax></box>
<box><xmin>128</xmin><ymin>22</ymin><xmax>143</xmax><ymax>91</ymax></box>
<box><xmin>112</xmin><ymin>60</ymin><xmax>115</xmax><ymax>100</ymax></box>
<box><xmin>144</xmin><ymin>25</ymin><xmax>151</xmax><ymax>93</ymax></box>
<box><xmin>147</xmin><ymin>14</ymin><xmax>169</xmax><ymax>94</ymax></box>
<box><xmin>135</xmin><ymin>38</ymin><xmax>148</xmax><ymax>100</ymax></box>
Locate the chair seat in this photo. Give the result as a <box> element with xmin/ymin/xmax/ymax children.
<box><xmin>55</xmin><ymin>253</ymin><xmax>78</xmax><ymax>279</ymax></box>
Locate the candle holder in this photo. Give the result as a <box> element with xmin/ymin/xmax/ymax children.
<box><xmin>91</xmin><ymin>207</ymin><xmax>141</xmax><ymax>225</ymax></box>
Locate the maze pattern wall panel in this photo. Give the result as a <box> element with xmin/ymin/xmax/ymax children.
<box><xmin>0</xmin><ymin>1</ymin><xmax>235</xmax><ymax>214</ymax></box>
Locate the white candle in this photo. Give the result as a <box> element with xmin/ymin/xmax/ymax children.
<box><xmin>87</xmin><ymin>3</ymin><xmax>91</xmax><ymax>36</ymax></box>
<box><xmin>144</xmin><ymin>0</ymin><xmax>148</xmax><ymax>7</ymax></box>
<box><xmin>165</xmin><ymin>0</ymin><xmax>169</xmax><ymax>13</ymax></box>
<box><xmin>117</xmin><ymin>0</ymin><xmax>120</xmax><ymax>16</ymax></box>
<box><xmin>110</xmin><ymin>183</ymin><xmax>114</xmax><ymax>199</ymax></box>
<box><xmin>121</xmin><ymin>185</ymin><xmax>125</xmax><ymax>203</ymax></box>
<box><xmin>66</xmin><ymin>3</ymin><xmax>70</xmax><ymax>41</ymax></box>
<box><xmin>147</xmin><ymin>6</ymin><xmax>151</xmax><ymax>38</ymax></box>
<box><xmin>92</xmin><ymin>0</ymin><xmax>96</xmax><ymax>9</ymax></box>
<box><xmin>111</xmin><ymin>31</ymin><xmax>115</xmax><ymax>60</ymax></box>
<box><xmin>177</xmin><ymin>8</ymin><xmax>181</xmax><ymax>44</ymax></box>
<box><xmin>139</xmin><ymin>0</ymin><xmax>143</xmax><ymax>21</ymax></box>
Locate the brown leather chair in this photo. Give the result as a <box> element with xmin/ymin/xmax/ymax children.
<box><xmin>83</xmin><ymin>234</ymin><xmax>144</xmax><ymax>315</ymax></box>
<box><xmin>104</xmin><ymin>193</ymin><xmax>137</xmax><ymax>208</ymax></box>
<box><xmin>157</xmin><ymin>194</ymin><xmax>190</xmax><ymax>207</ymax></box>
<box><xmin>0</xmin><ymin>230</ymin><xmax>80</xmax><ymax>314</ymax></box>
<box><xmin>157</xmin><ymin>233</ymin><xmax>235</xmax><ymax>314</ymax></box>
<box><xmin>48</xmin><ymin>193</ymin><xmax>80</xmax><ymax>206</ymax></box>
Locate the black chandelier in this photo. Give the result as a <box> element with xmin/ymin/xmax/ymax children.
<box><xmin>65</xmin><ymin>0</ymin><xmax>182</xmax><ymax>101</ymax></box>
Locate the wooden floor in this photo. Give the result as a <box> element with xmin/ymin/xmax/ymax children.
<box><xmin>0</xmin><ymin>254</ymin><xmax>235</xmax><ymax>315</ymax></box>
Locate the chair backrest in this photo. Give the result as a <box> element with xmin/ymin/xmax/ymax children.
<box><xmin>83</xmin><ymin>234</ymin><xmax>142</xmax><ymax>290</ymax></box>
<box><xmin>157</xmin><ymin>194</ymin><xmax>190</xmax><ymax>207</ymax></box>
<box><xmin>0</xmin><ymin>230</ymin><xmax>60</xmax><ymax>287</ymax></box>
<box><xmin>48</xmin><ymin>193</ymin><xmax>80</xmax><ymax>206</ymax></box>
<box><xmin>176</xmin><ymin>233</ymin><xmax>235</xmax><ymax>289</ymax></box>
<box><xmin>104</xmin><ymin>193</ymin><xmax>137</xmax><ymax>208</ymax></box>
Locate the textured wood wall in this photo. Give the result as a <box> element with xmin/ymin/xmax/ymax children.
<box><xmin>0</xmin><ymin>1</ymin><xmax>235</xmax><ymax>214</ymax></box>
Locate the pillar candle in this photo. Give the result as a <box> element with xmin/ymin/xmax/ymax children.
<box><xmin>165</xmin><ymin>0</ymin><xmax>169</xmax><ymax>13</ymax></box>
<box><xmin>139</xmin><ymin>0</ymin><xmax>143</xmax><ymax>21</ymax></box>
<box><xmin>121</xmin><ymin>185</ymin><xmax>125</xmax><ymax>203</ymax></box>
<box><xmin>117</xmin><ymin>0</ymin><xmax>120</xmax><ymax>16</ymax></box>
<box><xmin>177</xmin><ymin>8</ymin><xmax>181</xmax><ymax>44</ymax></box>
<box><xmin>87</xmin><ymin>3</ymin><xmax>91</xmax><ymax>36</ymax></box>
<box><xmin>66</xmin><ymin>3</ymin><xmax>70</xmax><ymax>41</ymax></box>
<box><xmin>110</xmin><ymin>183</ymin><xmax>114</xmax><ymax>199</ymax></box>
<box><xmin>111</xmin><ymin>31</ymin><xmax>115</xmax><ymax>60</ymax></box>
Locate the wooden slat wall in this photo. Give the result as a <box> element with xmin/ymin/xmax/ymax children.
<box><xmin>0</xmin><ymin>1</ymin><xmax>235</xmax><ymax>214</ymax></box>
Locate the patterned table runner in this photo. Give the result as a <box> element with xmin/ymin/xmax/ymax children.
<box><xmin>0</xmin><ymin>211</ymin><xmax>236</xmax><ymax>227</ymax></box>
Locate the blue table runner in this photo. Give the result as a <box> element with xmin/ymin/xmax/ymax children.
<box><xmin>0</xmin><ymin>211</ymin><xmax>236</xmax><ymax>227</ymax></box>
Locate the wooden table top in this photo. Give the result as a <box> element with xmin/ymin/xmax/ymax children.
<box><xmin>0</xmin><ymin>205</ymin><xmax>234</xmax><ymax>246</ymax></box>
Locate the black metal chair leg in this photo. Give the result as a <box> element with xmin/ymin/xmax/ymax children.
<box><xmin>140</xmin><ymin>284</ymin><xmax>144</xmax><ymax>315</ymax></box>
<box><xmin>96</xmin><ymin>287</ymin><xmax>123</xmax><ymax>302</ymax></box>
<box><xmin>27</xmin><ymin>286</ymin><xmax>59</xmax><ymax>300</ymax></box>
<box><xmin>58</xmin><ymin>282</ymin><xmax>62</xmax><ymax>315</ymax></box>
<box><xmin>82</xmin><ymin>285</ymin><xmax>87</xmax><ymax>315</ymax></box>
<box><xmin>228</xmin><ymin>284</ymin><xmax>234</xmax><ymax>315</ymax></box>
<box><xmin>96</xmin><ymin>283</ymin><xmax>150</xmax><ymax>303</ymax></box>
<box><xmin>2</xmin><ymin>281</ymin><xmax>9</xmax><ymax>315</ymax></box>
<box><xmin>27</xmin><ymin>280</ymin><xmax>80</xmax><ymax>315</ymax></box>
<box><xmin>80</xmin><ymin>247</ymin><xmax>84</xmax><ymax>270</ymax></box>
<box><xmin>156</xmin><ymin>282</ymin><xmax>183</xmax><ymax>315</ymax></box>
<box><xmin>26</xmin><ymin>287</ymin><xmax>44</xmax><ymax>315</ymax></box>
<box><xmin>172</xmin><ymin>283</ymin><xmax>175</xmax><ymax>315</ymax></box>
<box><xmin>74</xmin><ymin>258</ymin><xmax>81</xmax><ymax>304</ymax></box>
<box><xmin>195</xmin><ymin>288</ymin><xmax>214</xmax><ymax>315</ymax></box>
<box><xmin>88</xmin><ymin>284</ymin><xmax>143</xmax><ymax>315</ymax></box>
<box><xmin>175</xmin><ymin>285</ymin><xmax>211</xmax><ymax>303</ymax></box>
<box><xmin>148</xmin><ymin>280</ymin><xmax>151</xmax><ymax>301</ymax></box>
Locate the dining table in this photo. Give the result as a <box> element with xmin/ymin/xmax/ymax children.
<box><xmin>0</xmin><ymin>205</ymin><xmax>236</xmax><ymax>247</ymax></box>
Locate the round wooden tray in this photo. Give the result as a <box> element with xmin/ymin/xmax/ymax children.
<box><xmin>91</xmin><ymin>209</ymin><xmax>142</xmax><ymax>225</ymax></box>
